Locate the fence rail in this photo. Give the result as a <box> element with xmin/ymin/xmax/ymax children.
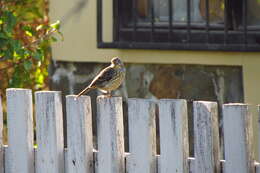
<box><xmin>0</xmin><ymin>88</ymin><xmax>259</xmax><ymax>173</ymax></box>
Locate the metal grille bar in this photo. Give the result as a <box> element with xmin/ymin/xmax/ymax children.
<box><xmin>205</xmin><ymin>0</ymin><xmax>210</xmax><ymax>43</ymax></box>
<box><xmin>97</xmin><ymin>0</ymin><xmax>260</xmax><ymax>51</ymax></box>
<box><xmin>168</xmin><ymin>0</ymin><xmax>173</xmax><ymax>42</ymax></box>
<box><xmin>243</xmin><ymin>0</ymin><xmax>248</xmax><ymax>45</ymax></box>
<box><xmin>224</xmin><ymin>0</ymin><xmax>228</xmax><ymax>45</ymax></box>
<box><xmin>187</xmin><ymin>0</ymin><xmax>191</xmax><ymax>44</ymax></box>
<box><xmin>150</xmin><ymin>0</ymin><xmax>155</xmax><ymax>42</ymax></box>
<box><xmin>132</xmin><ymin>0</ymin><xmax>137</xmax><ymax>42</ymax></box>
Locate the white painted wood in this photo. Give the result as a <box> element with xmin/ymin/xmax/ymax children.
<box><xmin>193</xmin><ymin>101</ymin><xmax>220</xmax><ymax>173</ymax></box>
<box><xmin>156</xmin><ymin>155</ymin><xmax>160</xmax><ymax>173</ymax></box>
<box><xmin>258</xmin><ymin>106</ymin><xmax>260</xmax><ymax>168</ymax></box>
<box><xmin>127</xmin><ymin>99</ymin><xmax>156</xmax><ymax>173</ymax></box>
<box><xmin>6</xmin><ymin>88</ymin><xmax>34</xmax><ymax>173</ymax></box>
<box><xmin>223</xmin><ymin>104</ymin><xmax>254</xmax><ymax>173</ymax></box>
<box><xmin>66</xmin><ymin>95</ymin><xmax>93</xmax><ymax>173</ymax></box>
<box><xmin>220</xmin><ymin>160</ymin><xmax>226</xmax><ymax>173</ymax></box>
<box><xmin>188</xmin><ymin>157</ymin><xmax>195</xmax><ymax>173</ymax></box>
<box><xmin>0</xmin><ymin>96</ymin><xmax>3</xmax><ymax>173</ymax></box>
<box><xmin>96</xmin><ymin>96</ymin><xmax>125</xmax><ymax>173</ymax></box>
<box><xmin>188</xmin><ymin>158</ymin><xmax>225</xmax><ymax>173</ymax></box>
<box><xmin>125</xmin><ymin>153</ymin><xmax>130</xmax><ymax>173</ymax></box>
<box><xmin>35</xmin><ymin>91</ymin><xmax>64</xmax><ymax>173</ymax></box>
<box><xmin>159</xmin><ymin>99</ymin><xmax>189</xmax><ymax>173</ymax></box>
<box><xmin>256</xmin><ymin>162</ymin><xmax>260</xmax><ymax>173</ymax></box>
<box><xmin>64</xmin><ymin>148</ymin><xmax>68</xmax><ymax>173</ymax></box>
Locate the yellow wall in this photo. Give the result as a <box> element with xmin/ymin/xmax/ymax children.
<box><xmin>50</xmin><ymin>0</ymin><xmax>260</xmax><ymax>157</ymax></box>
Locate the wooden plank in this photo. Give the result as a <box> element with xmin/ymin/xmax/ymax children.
<box><xmin>193</xmin><ymin>101</ymin><xmax>220</xmax><ymax>173</ymax></box>
<box><xmin>159</xmin><ymin>99</ymin><xmax>189</xmax><ymax>173</ymax></box>
<box><xmin>96</xmin><ymin>96</ymin><xmax>125</xmax><ymax>173</ymax></box>
<box><xmin>255</xmin><ymin>162</ymin><xmax>260</xmax><ymax>173</ymax></box>
<box><xmin>6</xmin><ymin>88</ymin><xmax>34</xmax><ymax>173</ymax></box>
<box><xmin>127</xmin><ymin>99</ymin><xmax>156</xmax><ymax>173</ymax></box>
<box><xmin>258</xmin><ymin>105</ymin><xmax>260</xmax><ymax>170</ymax></box>
<box><xmin>35</xmin><ymin>91</ymin><xmax>64</xmax><ymax>173</ymax></box>
<box><xmin>0</xmin><ymin>96</ymin><xmax>3</xmax><ymax>173</ymax></box>
<box><xmin>66</xmin><ymin>95</ymin><xmax>93</xmax><ymax>173</ymax></box>
<box><xmin>188</xmin><ymin>158</ymin><xmax>225</xmax><ymax>173</ymax></box>
<box><xmin>223</xmin><ymin>104</ymin><xmax>254</xmax><ymax>173</ymax></box>
<box><xmin>188</xmin><ymin>157</ymin><xmax>195</xmax><ymax>173</ymax></box>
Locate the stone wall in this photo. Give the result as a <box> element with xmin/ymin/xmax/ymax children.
<box><xmin>50</xmin><ymin>61</ymin><xmax>243</xmax><ymax>102</ymax></box>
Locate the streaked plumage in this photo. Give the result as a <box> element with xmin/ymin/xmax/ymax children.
<box><xmin>76</xmin><ymin>57</ymin><xmax>125</xmax><ymax>97</ymax></box>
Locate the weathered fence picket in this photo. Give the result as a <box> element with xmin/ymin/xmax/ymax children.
<box><xmin>6</xmin><ymin>89</ymin><xmax>34</xmax><ymax>173</ymax></box>
<box><xmin>35</xmin><ymin>91</ymin><xmax>64</xmax><ymax>173</ymax></box>
<box><xmin>0</xmin><ymin>96</ymin><xmax>3</xmax><ymax>173</ymax></box>
<box><xmin>258</xmin><ymin>105</ymin><xmax>260</xmax><ymax>166</ymax></box>
<box><xmin>159</xmin><ymin>99</ymin><xmax>189</xmax><ymax>173</ymax></box>
<box><xmin>66</xmin><ymin>95</ymin><xmax>93</xmax><ymax>173</ymax></box>
<box><xmin>127</xmin><ymin>99</ymin><xmax>157</xmax><ymax>173</ymax></box>
<box><xmin>223</xmin><ymin>104</ymin><xmax>254</xmax><ymax>173</ymax></box>
<box><xmin>193</xmin><ymin>101</ymin><xmax>220</xmax><ymax>173</ymax></box>
<box><xmin>96</xmin><ymin>96</ymin><xmax>125</xmax><ymax>173</ymax></box>
<box><xmin>0</xmin><ymin>89</ymin><xmax>259</xmax><ymax>173</ymax></box>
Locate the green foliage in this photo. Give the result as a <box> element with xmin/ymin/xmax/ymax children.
<box><xmin>0</xmin><ymin>0</ymin><xmax>61</xmax><ymax>94</ymax></box>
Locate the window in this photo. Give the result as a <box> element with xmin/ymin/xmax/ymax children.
<box><xmin>97</xmin><ymin>0</ymin><xmax>260</xmax><ymax>51</ymax></box>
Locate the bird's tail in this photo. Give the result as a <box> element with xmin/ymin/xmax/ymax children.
<box><xmin>76</xmin><ymin>86</ymin><xmax>92</xmax><ymax>98</ymax></box>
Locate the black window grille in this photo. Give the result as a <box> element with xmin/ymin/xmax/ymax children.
<box><xmin>97</xmin><ymin>0</ymin><xmax>260</xmax><ymax>51</ymax></box>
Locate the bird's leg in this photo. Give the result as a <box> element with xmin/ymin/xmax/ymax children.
<box><xmin>100</xmin><ymin>90</ymin><xmax>112</xmax><ymax>97</ymax></box>
<box><xmin>107</xmin><ymin>91</ymin><xmax>112</xmax><ymax>97</ymax></box>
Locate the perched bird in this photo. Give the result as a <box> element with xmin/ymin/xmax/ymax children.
<box><xmin>76</xmin><ymin>57</ymin><xmax>126</xmax><ymax>97</ymax></box>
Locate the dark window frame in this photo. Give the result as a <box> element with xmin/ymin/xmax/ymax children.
<box><xmin>97</xmin><ymin>0</ymin><xmax>260</xmax><ymax>51</ymax></box>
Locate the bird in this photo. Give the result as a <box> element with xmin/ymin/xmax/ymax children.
<box><xmin>76</xmin><ymin>57</ymin><xmax>126</xmax><ymax>98</ymax></box>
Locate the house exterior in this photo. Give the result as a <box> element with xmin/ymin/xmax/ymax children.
<box><xmin>49</xmin><ymin>0</ymin><xmax>260</xmax><ymax>156</ymax></box>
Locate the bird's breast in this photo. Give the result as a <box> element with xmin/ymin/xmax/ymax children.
<box><xmin>99</xmin><ymin>68</ymin><xmax>125</xmax><ymax>91</ymax></box>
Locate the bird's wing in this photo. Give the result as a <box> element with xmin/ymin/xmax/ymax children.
<box><xmin>89</xmin><ymin>66</ymin><xmax>116</xmax><ymax>88</ymax></box>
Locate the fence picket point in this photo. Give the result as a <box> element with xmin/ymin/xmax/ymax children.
<box><xmin>159</xmin><ymin>99</ymin><xmax>189</xmax><ymax>173</ymax></box>
<box><xmin>127</xmin><ymin>98</ymin><xmax>157</xmax><ymax>173</ymax></box>
<box><xmin>96</xmin><ymin>96</ymin><xmax>125</xmax><ymax>173</ymax></box>
<box><xmin>66</xmin><ymin>95</ymin><xmax>93</xmax><ymax>173</ymax></box>
<box><xmin>223</xmin><ymin>104</ymin><xmax>254</xmax><ymax>173</ymax></box>
<box><xmin>6</xmin><ymin>89</ymin><xmax>34</xmax><ymax>173</ymax></box>
<box><xmin>35</xmin><ymin>91</ymin><xmax>64</xmax><ymax>173</ymax></box>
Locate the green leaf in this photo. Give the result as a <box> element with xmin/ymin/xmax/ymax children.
<box><xmin>33</xmin><ymin>49</ymin><xmax>44</xmax><ymax>61</ymax></box>
<box><xmin>23</xmin><ymin>60</ymin><xmax>32</xmax><ymax>70</ymax></box>
<box><xmin>51</xmin><ymin>36</ymin><xmax>58</xmax><ymax>42</ymax></box>
<box><xmin>11</xmin><ymin>40</ymin><xmax>22</xmax><ymax>52</ymax></box>
<box><xmin>4</xmin><ymin>11</ymin><xmax>17</xmax><ymax>33</ymax></box>
<box><xmin>0</xmin><ymin>51</ymin><xmax>4</xmax><ymax>58</ymax></box>
<box><xmin>9</xmin><ymin>66</ymin><xmax>22</xmax><ymax>88</ymax></box>
<box><xmin>0</xmin><ymin>33</ymin><xmax>7</xmax><ymax>39</ymax></box>
<box><xmin>50</xmin><ymin>20</ymin><xmax>61</xmax><ymax>30</ymax></box>
<box><xmin>36</xmin><ymin>24</ymin><xmax>43</xmax><ymax>31</ymax></box>
<box><xmin>35</xmin><ymin>68</ymin><xmax>44</xmax><ymax>85</ymax></box>
<box><xmin>22</xmin><ymin>26</ymin><xmax>35</xmax><ymax>37</ymax></box>
<box><xmin>25</xmin><ymin>30</ymin><xmax>33</xmax><ymax>37</ymax></box>
<box><xmin>4</xmin><ymin>48</ymin><xmax>13</xmax><ymax>59</ymax></box>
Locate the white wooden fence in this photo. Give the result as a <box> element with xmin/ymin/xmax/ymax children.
<box><xmin>0</xmin><ymin>88</ymin><xmax>259</xmax><ymax>173</ymax></box>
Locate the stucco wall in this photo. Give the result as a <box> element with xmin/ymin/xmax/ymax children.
<box><xmin>49</xmin><ymin>0</ymin><xmax>260</xmax><ymax>157</ymax></box>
